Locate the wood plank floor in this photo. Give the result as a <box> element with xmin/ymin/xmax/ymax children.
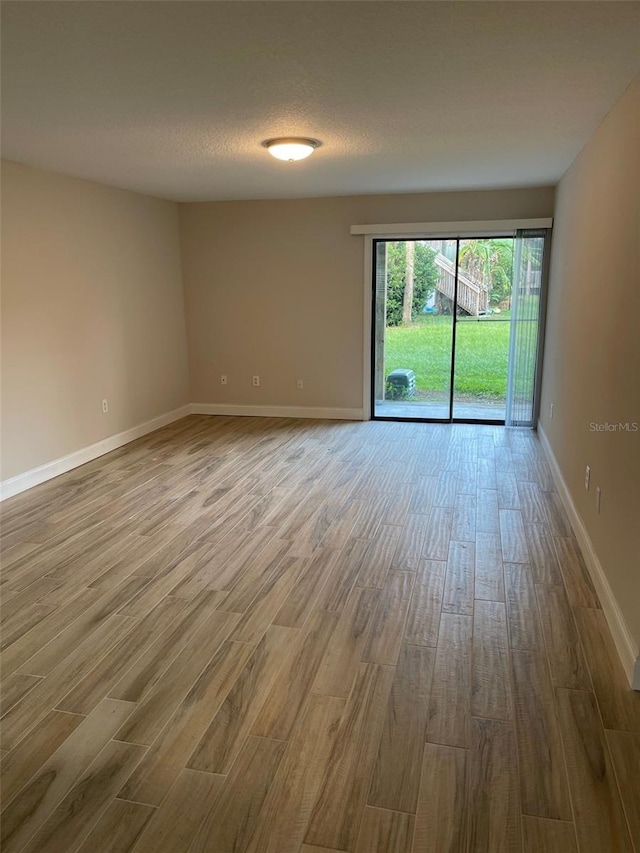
<box><xmin>1</xmin><ymin>415</ymin><xmax>639</xmax><ymax>852</ymax></box>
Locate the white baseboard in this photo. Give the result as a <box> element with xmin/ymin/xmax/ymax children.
<box><xmin>538</xmin><ymin>425</ymin><xmax>639</xmax><ymax>689</ymax></box>
<box><xmin>190</xmin><ymin>403</ymin><xmax>365</xmax><ymax>421</ymax></box>
<box><xmin>1</xmin><ymin>405</ymin><xmax>192</xmax><ymax>501</ymax></box>
<box><xmin>1</xmin><ymin>402</ymin><xmax>364</xmax><ymax>502</ymax></box>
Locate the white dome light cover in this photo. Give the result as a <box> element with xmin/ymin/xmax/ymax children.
<box><xmin>262</xmin><ymin>137</ymin><xmax>319</xmax><ymax>162</ymax></box>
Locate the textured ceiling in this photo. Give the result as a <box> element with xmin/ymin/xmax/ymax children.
<box><xmin>2</xmin><ymin>1</ymin><xmax>640</xmax><ymax>201</ymax></box>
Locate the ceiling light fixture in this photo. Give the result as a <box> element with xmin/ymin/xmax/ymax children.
<box><xmin>262</xmin><ymin>137</ymin><xmax>319</xmax><ymax>162</ymax></box>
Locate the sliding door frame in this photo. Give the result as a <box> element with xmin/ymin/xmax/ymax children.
<box><xmin>532</xmin><ymin>228</ymin><xmax>553</xmax><ymax>426</ymax></box>
<box><xmin>356</xmin><ymin>218</ymin><xmax>553</xmax><ymax>426</ymax></box>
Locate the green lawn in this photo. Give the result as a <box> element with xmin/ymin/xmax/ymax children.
<box><xmin>384</xmin><ymin>314</ymin><xmax>511</xmax><ymax>400</ymax></box>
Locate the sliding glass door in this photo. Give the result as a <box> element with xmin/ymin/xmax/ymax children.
<box><xmin>506</xmin><ymin>230</ymin><xmax>548</xmax><ymax>425</ymax></box>
<box><xmin>373</xmin><ymin>239</ymin><xmax>454</xmax><ymax>421</ymax></box>
<box><xmin>372</xmin><ymin>230</ymin><xmax>549</xmax><ymax>425</ymax></box>
<box><xmin>452</xmin><ymin>238</ymin><xmax>512</xmax><ymax>420</ymax></box>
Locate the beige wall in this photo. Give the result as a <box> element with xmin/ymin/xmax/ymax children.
<box><xmin>179</xmin><ymin>186</ymin><xmax>554</xmax><ymax>409</ymax></box>
<box><xmin>1</xmin><ymin>161</ymin><xmax>189</xmax><ymax>480</ymax></box>
<box><xmin>540</xmin><ymin>77</ymin><xmax>640</xmax><ymax>652</ymax></box>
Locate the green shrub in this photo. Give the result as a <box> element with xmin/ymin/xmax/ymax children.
<box><xmin>385</xmin><ymin>242</ymin><xmax>439</xmax><ymax>326</ymax></box>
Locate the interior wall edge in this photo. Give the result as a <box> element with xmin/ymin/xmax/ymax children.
<box><xmin>538</xmin><ymin>424</ymin><xmax>639</xmax><ymax>689</ymax></box>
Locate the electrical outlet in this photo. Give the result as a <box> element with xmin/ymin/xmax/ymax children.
<box><xmin>550</xmin><ymin>403</ymin><xmax>554</xmax><ymax>419</ymax></box>
<box><xmin>252</xmin><ymin>376</ymin><xmax>260</xmax><ymax>387</ymax></box>
<box><xmin>296</xmin><ymin>379</ymin><xmax>304</xmax><ymax>390</ymax></box>
<box><xmin>585</xmin><ymin>465</ymin><xmax>590</xmax><ymax>491</ymax></box>
<box><xmin>220</xmin><ymin>375</ymin><xmax>228</xmax><ymax>385</ymax></box>
<box><xmin>102</xmin><ymin>398</ymin><xmax>109</xmax><ymax>414</ymax></box>
<box><xmin>595</xmin><ymin>486</ymin><xmax>601</xmax><ymax>514</ymax></box>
